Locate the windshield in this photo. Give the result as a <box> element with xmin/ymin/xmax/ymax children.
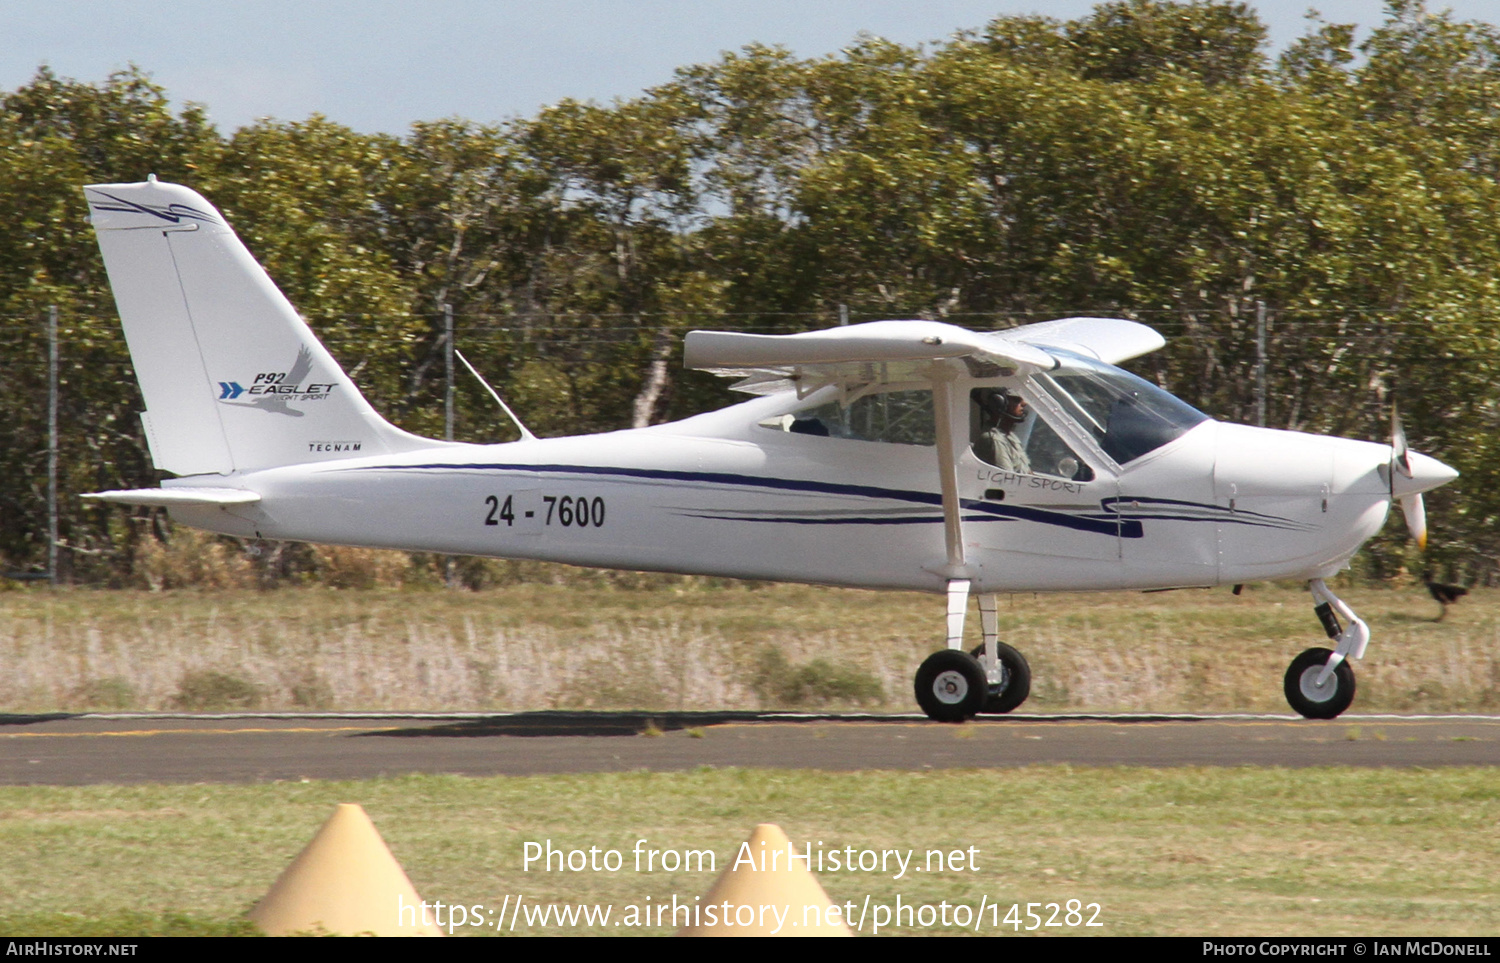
<box><xmin>1035</xmin><ymin>350</ymin><xmax>1208</xmax><ymax>465</ymax></box>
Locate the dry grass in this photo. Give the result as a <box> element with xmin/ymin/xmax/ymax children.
<box><xmin>0</xmin><ymin>578</ymin><xmax>1496</xmax><ymax>714</ymax></box>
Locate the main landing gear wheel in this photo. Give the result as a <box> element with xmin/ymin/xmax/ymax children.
<box><xmin>970</xmin><ymin>643</ymin><xmax>1032</xmax><ymax>714</ymax></box>
<box><xmin>915</xmin><ymin>650</ymin><xmax>988</xmax><ymax>722</ymax></box>
<box><xmin>1284</xmin><ymin>647</ymin><xmax>1356</xmax><ymax>719</ymax></box>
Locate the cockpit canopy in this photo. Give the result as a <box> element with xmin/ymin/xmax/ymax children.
<box><xmin>762</xmin><ymin>349</ymin><xmax>1209</xmax><ymax>476</ymax></box>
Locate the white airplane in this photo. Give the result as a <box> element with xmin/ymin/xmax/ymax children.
<box><xmin>81</xmin><ymin>178</ymin><xmax>1458</xmax><ymax>721</ymax></box>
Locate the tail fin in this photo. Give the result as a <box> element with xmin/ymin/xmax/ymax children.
<box><xmin>84</xmin><ymin>178</ymin><xmax>438</xmax><ymax>476</ymax></box>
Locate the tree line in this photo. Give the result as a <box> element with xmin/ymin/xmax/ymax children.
<box><xmin>3</xmin><ymin>0</ymin><xmax>1499</xmax><ymax>585</ymax></box>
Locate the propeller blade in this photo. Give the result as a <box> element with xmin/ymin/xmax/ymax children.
<box><xmin>1401</xmin><ymin>493</ymin><xmax>1428</xmax><ymax>551</ymax></box>
<box><xmin>1390</xmin><ymin>407</ymin><xmax>1454</xmax><ymax>551</ymax></box>
<box><xmin>1391</xmin><ymin>404</ymin><xmax>1413</xmax><ymax>479</ymax></box>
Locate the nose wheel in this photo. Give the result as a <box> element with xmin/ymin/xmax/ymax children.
<box><xmin>1284</xmin><ymin>647</ymin><xmax>1356</xmax><ymax>719</ymax></box>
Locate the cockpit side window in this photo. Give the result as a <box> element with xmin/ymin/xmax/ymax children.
<box><xmin>1035</xmin><ymin>351</ymin><xmax>1208</xmax><ymax>465</ymax></box>
<box><xmin>970</xmin><ymin>387</ymin><xmax>1095</xmax><ymax>481</ymax></box>
<box><xmin>759</xmin><ymin>389</ymin><xmax>935</xmax><ymax>446</ymax></box>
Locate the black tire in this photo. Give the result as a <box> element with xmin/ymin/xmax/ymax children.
<box><xmin>970</xmin><ymin>643</ymin><xmax>1032</xmax><ymax>714</ymax></box>
<box><xmin>1284</xmin><ymin>647</ymin><xmax>1356</xmax><ymax>719</ymax></box>
<box><xmin>914</xmin><ymin>650</ymin><xmax>988</xmax><ymax>722</ymax></box>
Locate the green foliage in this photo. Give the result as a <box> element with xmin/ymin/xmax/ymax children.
<box><xmin>1065</xmin><ymin>0</ymin><xmax>1268</xmax><ymax>85</ymax></box>
<box><xmin>7</xmin><ymin>3</ymin><xmax>1500</xmax><ymax>583</ymax></box>
<box><xmin>0</xmin><ymin>67</ymin><xmax>217</xmax><ymax>580</ymax></box>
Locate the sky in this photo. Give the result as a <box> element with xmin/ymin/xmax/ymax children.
<box><xmin>4</xmin><ymin>1</ymin><xmax>1498</xmax><ymax>136</ymax></box>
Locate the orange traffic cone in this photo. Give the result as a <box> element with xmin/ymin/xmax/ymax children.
<box><xmin>249</xmin><ymin>803</ymin><xmax>442</xmax><ymax>936</ymax></box>
<box><xmin>677</xmin><ymin>823</ymin><xmax>852</xmax><ymax>936</ymax></box>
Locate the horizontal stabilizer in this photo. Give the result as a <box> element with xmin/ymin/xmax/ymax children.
<box><xmin>81</xmin><ymin>488</ymin><xmax>262</xmax><ymax>507</ymax></box>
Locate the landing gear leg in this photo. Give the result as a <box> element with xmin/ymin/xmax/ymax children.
<box><xmin>914</xmin><ymin>580</ymin><xmax>987</xmax><ymax>722</ymax></box>
<box><xmin>1283</xmin><ymin>579</ymin><xmax>1366</xmax><ymax>719</ymax></box>
<box><xmin>945</xmin><ymin>578</ymin><xmax>970</xmax><ymax>652</ymax></box>
<box><xmin>973</xmin><ymin>593</ymin><xmax>1031</xmax><ymax>713</ymax></box>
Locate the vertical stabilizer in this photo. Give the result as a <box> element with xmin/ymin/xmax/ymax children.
<box><xmin>85</xmin><ymin>179</ymin><xmax>438</xmax><ymax>475</ymax></box>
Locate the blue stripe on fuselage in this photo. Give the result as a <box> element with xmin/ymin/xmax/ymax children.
<box><xmin>342</xmin><ymin>461</ymin><xmax>1144</xmax><ymax>538</ymax></box>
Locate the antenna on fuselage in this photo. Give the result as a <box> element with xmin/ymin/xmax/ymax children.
<box><xmin>454</xmin><ymin>349</ymin><xmax>537</xmax><ymax>442</ymax></box>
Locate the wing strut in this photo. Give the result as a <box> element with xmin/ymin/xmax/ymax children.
<box><xmin>930</xmin><ymin>368</ymin><xmax>975</xmax><ymax>649</ymax></box>
<box><xmin>929</xmin><ymin>372</ymin><xmax>969</xmax><ymax>579</ymax></box>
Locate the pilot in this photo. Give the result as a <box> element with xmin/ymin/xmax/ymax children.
<box><xmin>973</xmin><ymin>388</ymin><xmax>1032</xmax><ymax>474</ymax></box>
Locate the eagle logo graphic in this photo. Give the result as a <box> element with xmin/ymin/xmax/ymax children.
<box><xmin>217</xmin><ymin>345</ymin><xmax>319</xmax><ymax>418</ymax></box>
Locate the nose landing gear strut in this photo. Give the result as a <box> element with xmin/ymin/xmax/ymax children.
<box><xmin>1284</xmin><ymin>579</ymin><xmax>1366</xmax><ymax>719</ymax></box>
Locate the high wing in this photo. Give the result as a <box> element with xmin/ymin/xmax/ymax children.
<box><xmin>683</xmin><ymin>317</ymin><xmax>1164</xmax><ymax>395</ymax></box>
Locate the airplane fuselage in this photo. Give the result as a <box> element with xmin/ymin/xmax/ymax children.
<box><xmin>166</xmin><ymin>388</ymin><xmax>1393</xmax><ymax>594</ymax></box>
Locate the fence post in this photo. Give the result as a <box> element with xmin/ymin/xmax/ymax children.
<box><xmin>1255</xmin><ymin>300</ymin><xmax>1267</xmax><ymax>428</ymax></box>
<box><xmin>444</xmin><ymin>303</ymin><xmax>455</xmax><ymax>442</ymax></box>
<box><xmin>48</xmin><ymin>304</ymin><xmax>59</xmax><ymax>585</ymax></box>
<box><xmin>444</xmin><ymin>303</ymin><xmax>456</xmax><ymax>588</ymax></box>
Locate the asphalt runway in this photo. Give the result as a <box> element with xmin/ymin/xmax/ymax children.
<box><xmin>2</xmin><ymin>711</ymin><xmax>1498</xmax><ymax>784</ymax></box>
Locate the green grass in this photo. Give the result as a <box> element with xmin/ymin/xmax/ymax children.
<box><xmin>1</xmin><ymin>580</ymin><xmax>1496</xmax><ymax>714</ymax></box>
<box><xmin>2</xmin><ymin>582</ymin><xmax>1497</xmax><ymax>936</ymax></box>
<box><xmin>1</xmin><ymin>767</ymin><xmax>1496</xmax><ymax>936</ymax></box>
